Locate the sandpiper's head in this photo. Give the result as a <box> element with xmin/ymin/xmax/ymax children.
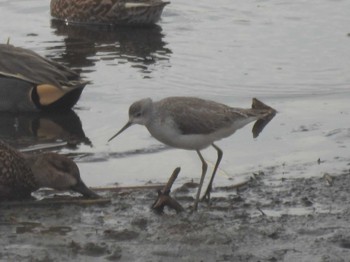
<box><xmin>27</xmin><ymin>153</ymin><xmax>99</xmax><ymax>198</ymax></box>
<box><xmin>108</xmin><ymin>98</ymin><xmax>153</xmax><ymax>142</ymax></box>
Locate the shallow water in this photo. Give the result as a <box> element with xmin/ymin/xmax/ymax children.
<box><xmin>0</xmin><ymin>0</ymin><xmax>349</xmax><ymax>189</ymax></box>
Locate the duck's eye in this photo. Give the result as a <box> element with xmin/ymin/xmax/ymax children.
<box><xmin>135</xmin><ymin>112</ymin><xmax>142</xmax><ymax>117</ymax></box>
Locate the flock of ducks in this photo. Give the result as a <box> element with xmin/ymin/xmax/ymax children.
<box><xmin>1</xmin><ymin>1</ymin><xmax>276</xmax><ymax>211</ymax></box>
<box><xmin>0</xmin><ymin>0</ymin><xmax>170</xmax><ymax>201</ymax></box>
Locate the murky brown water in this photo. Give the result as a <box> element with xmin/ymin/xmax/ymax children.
<box><xmin>0</xmin><ymin>0</ymin><xmax>349</xmax><ymax>194</ymax></box>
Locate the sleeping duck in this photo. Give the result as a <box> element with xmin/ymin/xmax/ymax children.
<box><xmin>0</xmin><ymin>44</ymin><xmax>88</xmax><ymax>112</ymax></box>
<box><xmin>50</xmin><ymin>0</ymin><xmax>170</xmax><ymax>26</ymax></box>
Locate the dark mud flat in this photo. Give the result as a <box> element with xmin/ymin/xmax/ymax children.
<box><xmin>1</xmin><ymin>170</ymin><xmax>350</xmax><ymax>262</ymax></box>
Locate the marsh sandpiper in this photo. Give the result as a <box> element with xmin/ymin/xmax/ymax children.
<box><xmin>109</xmin><ymin>97</ymin><xmax>276</xmax><ymax>210</ymax></box>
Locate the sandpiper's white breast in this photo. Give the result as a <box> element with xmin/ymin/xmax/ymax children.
<box><xmin>147</xmin><ymin>120</ymin><xmax>214</xmax><ymax>150</ymax></box>
<box><xmin>146</xmin><ymin>112</ymin><xmax>259</xmax><ymax>150</ymax></box>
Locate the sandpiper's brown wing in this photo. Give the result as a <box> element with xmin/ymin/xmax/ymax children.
<box><xmin>156</xmin><ymin>97</ymin><xmax>256</xmax><ymax>135</ymax></box>
<box><xmin>0</xmin><ymin>141</ymin><xmax>37</xmax><ymax>198</ymax></box>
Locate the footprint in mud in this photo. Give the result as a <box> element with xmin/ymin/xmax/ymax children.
<box><xmin>15</xmin><ymin>221</ymin><xmax>42</xmax><ymax>234</ymax></box>
<box><xmin>70</xmin><ymin>241</ymin><xmax>109</xmax><ymax>257</ymax></box>
<box><xmin>83</xmin><ymin>242</ymin><xmax>109</xmax><ymax>257</ymax></box>
<box><xmin>105</xmin><ymin>247</ymin><xmax>122</xmax><ymax>261</ymax></box>
<box><xmin>15</xmin><ymin>223</ymin><xmax>72</xmax><ymax>235</ymax></box>
<box><xmin>69</xmin><ymin>240</ymin><xmax>122</xmax><ymax>260</ymax></box>
<box><xmin>331</xmin><ymin>237</ymin><xmax>350</xmax><ymax>249</ymax></box>
<box><xmin>103</xmin><ymin>229</ymin><xmax>140</xmax><ymax>241</ymax></box>
<box><xmin>41</xmin><ymin>226</ymin><xmax>72</xmax><ymax>235</ymax></box>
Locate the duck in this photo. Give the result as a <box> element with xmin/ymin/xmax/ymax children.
<box><xmin>0</xmin><ymin>44</ymin><xmax>88</xmax><ymax>112</ymax></box>
<box><xmin>50</xmin><ymin>0</ymin><xmax>170</xmax><ymax>26</ymax></box>
<box><xmin>0</xmin><ymin>140</ymin><xmax>99</xmax><ymax>200</ymax></box>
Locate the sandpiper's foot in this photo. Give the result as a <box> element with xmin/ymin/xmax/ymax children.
<box><xmin>191</xmin><ymin>199</ymin><xmax>199</xmax><ymax>212</ymax></box>
<box><xmin>201</xmin><ymin>186</ymin><xmax>212</xmax><ymax>203</ymax></box>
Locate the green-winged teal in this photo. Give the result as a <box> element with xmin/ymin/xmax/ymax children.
<box><xmin>0</xmin><ymin>140</ymin><xmax>98</xmax><ymax>200</ymax></box>
<box><xmin>0</xmin><ymin>44</ymin><xmax>87</xmax><ymax>112</ymax></box>
<box><xmin>50</xmin><ymin>0</ymin><xmax>170</xmax><ymax>26</ymax></box>
<box><xmin>109</xmin><ymin>97</ymin><xmax>276</xmax><ymax>210</ymax></box>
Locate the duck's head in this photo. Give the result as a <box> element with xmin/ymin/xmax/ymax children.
<box><xmin>25</xmin><ymin>152</ymin><xmax>99</xmax><ymax>198</ymax></box>
<box><xmin>108</xmin><ymin>98</ymin><xmax>153</xmax><ymax>142</ymax></box>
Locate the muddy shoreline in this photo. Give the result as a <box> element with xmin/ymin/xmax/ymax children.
<box><xmin>1</xmin><ymin>167</ymin><xmax>350</xmax><ymax>262</ymax></box>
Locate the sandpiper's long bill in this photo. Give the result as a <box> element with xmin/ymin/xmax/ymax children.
<box><xmin>109</xmin><ymin>96</ymin><xmax>276</xmax><ymax>210</ymax></box>
<box><xmin>108</xmin><ymin>122</ymin><xmax>133</xmax><ymax>142</ymax></box>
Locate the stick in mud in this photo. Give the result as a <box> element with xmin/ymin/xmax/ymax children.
<box><xmin>0</xmin><ymin>197</ymin><xmax>111</xmax><ymax>208</ymax></box>
<box><xmin>151</xmin><ymin>167</ymin><xmax>184</xmax><ymax>214</ymax></box>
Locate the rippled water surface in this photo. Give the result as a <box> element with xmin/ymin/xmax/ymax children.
<box><xmin>0</xmin><ymin>0</ymin><xmax>349</xmax><ymax>188</ymax></box>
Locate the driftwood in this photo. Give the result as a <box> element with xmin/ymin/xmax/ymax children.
<box><xmin>37</xmin><ymin>184</ymin><xmax>165</xmax><ymax>194</ymax></box>
<box><xmin>0</xmin><ymin>184</ymin><xmax>167</xmax><ymax>208</ymax></box>
<box><xmin>0</xmin><ymin>197</ymin><xmax>111</xmax><ymax>208</ymax></box>
<box><xmin>91</xmin><ymin>184</ymin><xmax>165</xmax><ymax>192</ymax></box>
<box><xmin>216</xmin><ymin>179</ymin><xmax>251</xmax><ymax>192</ymax></box>
<box><xmin>151</xmin><ymin>167</ymin><xmax>184</xmax><ymax>214</ymax></box>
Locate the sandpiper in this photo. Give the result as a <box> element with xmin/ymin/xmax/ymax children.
<box><xmin>0</xmin><ymin>140</ymin><xmax>99</xmax><ymax>200</ymax></box>
<box><xmin>109</xmin><ymin>97</ymin><xmax>276</xmax><ymax>210</ymax></box>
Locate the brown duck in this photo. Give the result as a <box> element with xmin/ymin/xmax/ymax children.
<box><xmin>50</xmin><ymin>0</ymin><xmax>170</xmax><ymax>26</ymax></box>
<box><xmin>0</xmin><ymin>140</ymin><xmax>98</xmax><ymax>200</ymax></box>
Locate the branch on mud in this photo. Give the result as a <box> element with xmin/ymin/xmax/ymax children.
<box><xmin>151</xmin><ymin>167</ymin><xmax>184</xmax><ymax>214</ymax></box>
<box><xmin>91</xmin><ymin>184</ymin><xmax>165</xmax><ymax>192</ymax></box>
<box><xmin>0</xmin><ymin>197</ymin><xmax>111</xmax><ymax>208</ymax></box>
<box><xmin>323</xmin><ymin>173</ymin><xmax>333</xmax><ymax>186</ymax></box>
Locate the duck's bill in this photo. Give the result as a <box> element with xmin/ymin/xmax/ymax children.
<box><xmin>108</xmin><ymin>121</ymin><xmax>132</xmax><ymax>142</ymax></box>
<box><xmin>72</xmin><ymin>180</ymin><xmax>99</xmax><ymax>199</ymax></box>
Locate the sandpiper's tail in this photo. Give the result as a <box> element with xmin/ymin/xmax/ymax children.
<box><xmin>252</xmin><ymin>98</ymin><xmax>277</xmax><ymax>114</ymax></box>
<box><xmin>251</xmin><ymin>98</ymin><xmax>276</xmax><ymax>138</ymax></box>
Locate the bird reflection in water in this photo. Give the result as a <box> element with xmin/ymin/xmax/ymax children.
<box><xmin>50</xmin><ymin>20</ymin><xmax>172</xmax><ymax>74</ymax></box>
<box><xmin>0</xmin><ymin>110</ymin><xmax>91</xmax><ymax>150</ymax></box>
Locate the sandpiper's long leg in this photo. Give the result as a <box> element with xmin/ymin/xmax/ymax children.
<box><xmin>201</xmin><ymin>143</ymin><xmax>223</xmax><ymax>202</ymax></box>
<box><xmin>194</xmin><ymin>150</ymin><xmax>208</xmax><ymax>210</ymax></box>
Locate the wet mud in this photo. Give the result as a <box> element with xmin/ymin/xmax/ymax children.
<box><xmin>1</xmin><ymin>164</ymin><xmax>350</xmax><ymax>262</ymax></box>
